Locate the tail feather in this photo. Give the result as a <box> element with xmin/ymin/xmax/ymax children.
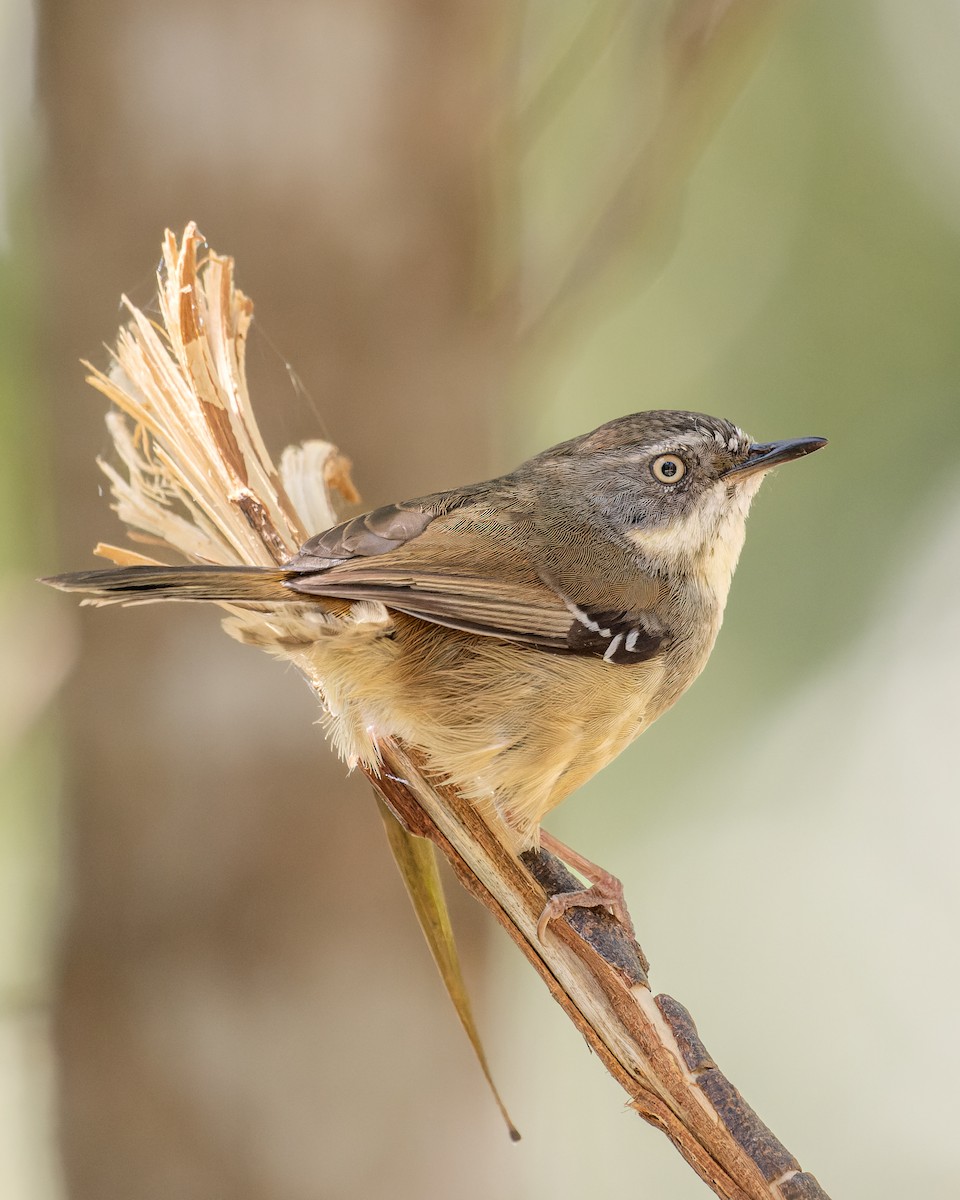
<box><xmin>41</xmin><ymin>564</ymin><xmax>296</xmax><ymax>604</ymax></box>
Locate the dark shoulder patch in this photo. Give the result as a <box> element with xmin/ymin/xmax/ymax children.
<box><xmin>286</xmin><ymin>503</ymin><xmax>436</xmax><ymax>569</ymax></box>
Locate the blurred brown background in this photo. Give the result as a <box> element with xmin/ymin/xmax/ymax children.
<box><xmin>2</xmin><ymin>2</ymin><xmax>960</xmax><ymax>1198</ymax></box>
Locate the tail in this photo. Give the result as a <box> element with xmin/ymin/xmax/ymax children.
<box><xmin>41</xmin><ymin>564</ymin><xmax>297</xmax><ymax>604</ymax></box>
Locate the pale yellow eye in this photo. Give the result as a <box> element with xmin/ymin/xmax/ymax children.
<box><xmin>651</xmin><ymin>453</ymin><xmax>687</xmax><ymax>484</ymax></box>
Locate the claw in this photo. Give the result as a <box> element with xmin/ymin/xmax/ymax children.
<box><xmin>536</xmin><ymin>876</ymin><xmax>635</xmax><ymax>942</ymax></box>
<box><xmin>533</xmin><ymin>828</ymin><xmax>637</xmax><ymax>942</ymax></box>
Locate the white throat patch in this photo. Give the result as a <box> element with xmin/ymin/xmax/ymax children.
<box><xmin>626</xmin><ymin>474</ymin><xmax>764</xmax><ymax>604</ymax></box>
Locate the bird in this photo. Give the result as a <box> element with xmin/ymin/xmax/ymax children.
<box><xmin>45</xmin><ymin>409</ymin><xmax>826</xmax><ymax>935</ymax></box>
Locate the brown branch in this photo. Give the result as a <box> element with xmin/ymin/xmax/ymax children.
<box><xmin>372</xmin><ymin>741</ymin><xmax>830</xmax><ymax>1200</ymax></box>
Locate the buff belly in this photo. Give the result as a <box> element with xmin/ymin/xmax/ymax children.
<box><xmin>291</xmin><ymin>607</ymin><xmax>665</xmax><ymax>852</ymax></box>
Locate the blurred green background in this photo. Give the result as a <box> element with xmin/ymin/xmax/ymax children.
<box><xmin>2</xmin><ymin>1</ymin><xmax>959</xmax><ymax>1197</ymax></box>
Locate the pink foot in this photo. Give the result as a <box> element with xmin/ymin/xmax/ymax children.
<box><xmin>535</xmin><ymin>830</ymin><xmax>636</xmax><ymax>942</ymax></box>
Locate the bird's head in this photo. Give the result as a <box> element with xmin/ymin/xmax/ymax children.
<box><xmin>532</xmin><ymin>409</ymin><xmax>826</xmax><ymax>592</ymax></box>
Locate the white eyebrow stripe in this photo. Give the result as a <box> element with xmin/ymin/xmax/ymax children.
<box><xmin>603</xmin><ymin>632</ymin><xmax>624</xmax><ymax>662</ymax></box>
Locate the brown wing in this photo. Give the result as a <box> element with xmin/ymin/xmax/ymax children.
<box><xmin>283</xmin><ymin>495</ymin><xmax>668</xmax><ymax>662</ymax></box>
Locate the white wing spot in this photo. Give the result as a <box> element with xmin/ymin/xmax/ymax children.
<box><xmin>603</xmin><ymin>632</ymin><xmax>624</xmax><ymax>662</ymax></box>
<box><xmin>561</xmin><ymin>594</ymin><xmax>606</xmax><ymax>634</ymax></box>
<box><xmin>625</xmin><ymin>628</ymin><xmax>639</xmax><ymax>652</ymax></box>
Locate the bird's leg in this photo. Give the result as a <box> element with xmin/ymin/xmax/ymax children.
<box><xmin>534</xmin><ymin>830</ymin><xmax>636</xmax><ymax>942</ymax></box>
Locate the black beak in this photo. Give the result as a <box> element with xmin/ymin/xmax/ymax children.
<box><xmin>723</xmin><ymin>436</ymin><xmax>827</xmax><ymax>481</ymax></box>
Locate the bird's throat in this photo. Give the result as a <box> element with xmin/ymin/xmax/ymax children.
<box><xmin>625</xmin><ymin>478</ymin><xmax>761</xmax><ymax>609</ymax></box>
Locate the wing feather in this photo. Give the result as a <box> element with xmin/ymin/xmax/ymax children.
<box><xmin>286</xmin><ymin>569</ymin><xmax>575</xmax><ymax>648</ymax></box>
<box><xmin>283</xmin><ymin>496</ymin><xmax>668</xmax><ymax>661</ymax></box>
